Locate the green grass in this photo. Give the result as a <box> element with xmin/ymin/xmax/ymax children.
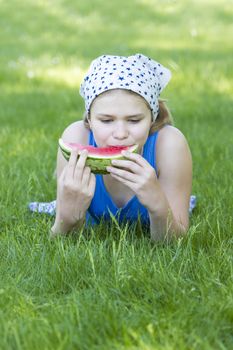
<box><xmin>1</xmin><ymin>0</ymin><xmax>233</xmax><ymax>349</ymax></box>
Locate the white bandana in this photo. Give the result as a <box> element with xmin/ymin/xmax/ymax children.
<box><xmin>79</xmin><ymin>53</ymin><xmax>171</xmax><ymax>120</ymax></box>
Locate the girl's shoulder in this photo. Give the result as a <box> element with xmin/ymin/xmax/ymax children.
<box><xmin>156</xmin><ymin>125</ymin><xmax>191</xmax><ymax>175</ymax></box>
<box><xmin>61</xmin><ymin>120</ymin><xmax>90</xmax><ymax>145</ymax></box>
<box><xmin>156</xmin><ymin>125</ymin><xmax>189</xmax><ymax>146</ymax></box>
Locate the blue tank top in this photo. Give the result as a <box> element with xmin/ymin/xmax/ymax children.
<box><xmin>85</xmin><ymin>131</ymin><xmax>159</xmax><ymax>226</ymax></box>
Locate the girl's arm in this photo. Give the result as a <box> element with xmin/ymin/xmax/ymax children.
<box><xmin>51</xmin><ymin>121</ymin><xmax>93</xmax><ymax>237</ymax></box>
<box><xmin>51</xmin><ymin>149</ymin><xmax>96</xmax><ymax>237</ymax></box>
<box><xmin>149</xmin><ymin>126</ymin><xmax>192</xmax><ymax>241</ymax></box>
<box><xmin>107</xmin><ymin>125</ymin><xmax>192</xmax><ymax>242</ymax></box>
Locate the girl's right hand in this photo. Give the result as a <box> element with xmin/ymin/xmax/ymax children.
<box><xmin>56</xmin><ymin>149</ymin><xmax>96</xmax><ymax>228</ymax></box>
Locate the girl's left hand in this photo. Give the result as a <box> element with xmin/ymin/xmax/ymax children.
<box><xmin>106</xmin><ymin>150</ymin><xmax>161</xmax><ymax>213</ymax></box>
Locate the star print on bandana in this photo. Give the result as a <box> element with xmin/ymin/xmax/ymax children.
<box><xmin>80</xmin><ymin>53</ymin><xmax>171</xmax><ymax>121</ymax></box>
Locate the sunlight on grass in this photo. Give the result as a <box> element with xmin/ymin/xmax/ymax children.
<box><xmin>136</xmin><ymin>0</ymin><xmax>185</xmax><ymax>14</ymax></box>
<box><xmin>35</xmin><ymin>0</ymin><xmax>102</xmax><ymax>27</ymax></box>
<box><xmin>212</xmin><ymin>77</ymin><xmax>233</xmax><ymax>96</ymax></box>
<box><xmin>6</xmin><ymin>55</ymin><xmax>85</xmax><ymax>88</ymax></box>
<box><xmin>38</xmin><ymin>65</ymin><xmax>84</xmax><ymax>87</ymax></box>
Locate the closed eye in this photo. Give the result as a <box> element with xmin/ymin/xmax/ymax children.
<box><xmin>129</xmin><ymin>119</ymin><xmax>141</xmax><ymax>123</ymax></box>
<box><xmin>100</xmin><ymin>119</ymin><xmax>141</xmax><ymax>123</ymax></box>
<box><xmin>100</xmin><ymin>119</ymin><xmax>113</xmax><ymax>123</ymax></box>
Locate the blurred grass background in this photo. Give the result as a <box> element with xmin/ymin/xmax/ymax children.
<box><xmin>0</xmin><ymin>0</ymin><xmax>233</xmax><ymax>349</ymax></box>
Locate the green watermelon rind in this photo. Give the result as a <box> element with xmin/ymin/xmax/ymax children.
<box><xmin>59</xmin><ymin>139</ymin><xmax>138</xmax><ymax>174</ymax></box>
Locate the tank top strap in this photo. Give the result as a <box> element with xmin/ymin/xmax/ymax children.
<box><xmin>88</xmin><ymin>130</ymin><xmax>97</xmax><ymax>147</ymax></box>
<box><xmin>142</xmin><ymin>131</ymin><xmax>159</xmax><ymax>175</ymax></box>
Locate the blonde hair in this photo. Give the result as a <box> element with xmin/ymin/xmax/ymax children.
<box><xmin>82</xmin><ymin>90</ymin><xmax>174</xmax><ymax>134</ymax></box>
<box><xmin>150</xmin><ymin>98</ymin><xmax>174</xmax><ymax>133</ymax></box>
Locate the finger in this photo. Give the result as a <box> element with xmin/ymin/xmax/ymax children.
<box><xmin>121</xmin><ymin>150</ymin><xmax>149</xmax><ymax>168</ymax></box>
<box><xmin>109</xmin><ymin>172</ymin><xmax>136</xmax><ymax>192</ymax></box>
<box><xmin>74</xmin><ymin>150</ymin><xmax>89</xmax><ymax>182</ymax></box>
<box><xmin>88</xmin><ymin>173</ymin><xmax>96</xmax><ymax>194</ymax></box>
<box><xmin>111</xmin><ymin>159</ymin><xmax>141</xmax><ymax>174</ymax></box>
<box><xmin>81</xmin><ymin>166</ymin><xmax>91</xmax><ymax>187</ymax></box>
<box><xmin>106</xmin><ymin>166</ymin><xmax>138</xmax><ymax>183</ymax></box>
<box><xmin>66</xmin><ymin>149</ymin><xmax>79</xmax><ymax>178</ymax></box>
<box><xmin>59</xmin><ymin>165</ymin><xmax>67</xmax><ymax>183</ymax></box>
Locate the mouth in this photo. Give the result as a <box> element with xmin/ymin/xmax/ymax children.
<box><xmin>107</xmin><ymin>144</ymin><xmax>134</xmax><ymax>147</ymax></box>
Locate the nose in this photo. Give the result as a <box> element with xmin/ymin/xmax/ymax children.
<box><xmin>113</xmin><ymin>122</ymin><xmax>129</xmax><ymax>139</ymax></box>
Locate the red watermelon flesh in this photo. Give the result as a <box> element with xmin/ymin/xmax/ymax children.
<box><xmin>58</xmin><ymin>138</ymin><xmax>138</xmax><ymax>174</ymax></box>
<box><xmin>59</xmin><ymin>139</ymin><xmax>138</xmax><ymax>158</ymax></box>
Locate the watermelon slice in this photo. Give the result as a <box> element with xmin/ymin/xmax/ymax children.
<box><xmin>58</xmin><ymin>138</ymin><xmax>138</xmax><ymax>174</ymax></box>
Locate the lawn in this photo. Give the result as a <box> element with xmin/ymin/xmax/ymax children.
<box><xmin>0</xmin><ymin>0</ymin><xmax>233</xmax><ymax>349</ymax></box>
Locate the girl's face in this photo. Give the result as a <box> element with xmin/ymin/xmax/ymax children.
<box><xmin>88</xmin><ymin>89</ymin><xmax>153</xmax><ymax>153</ymax></box>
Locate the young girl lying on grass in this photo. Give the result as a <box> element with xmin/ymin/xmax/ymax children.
<box><xmin>48</xmin><ymin>53</ymin><xmax>193</xmax><ymax>241</ymax></box>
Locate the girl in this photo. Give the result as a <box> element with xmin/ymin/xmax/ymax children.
<box><xmin>50</xmin><ymin>53</ymin><xmax>193</xmax><ymax>241</ymax></box>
